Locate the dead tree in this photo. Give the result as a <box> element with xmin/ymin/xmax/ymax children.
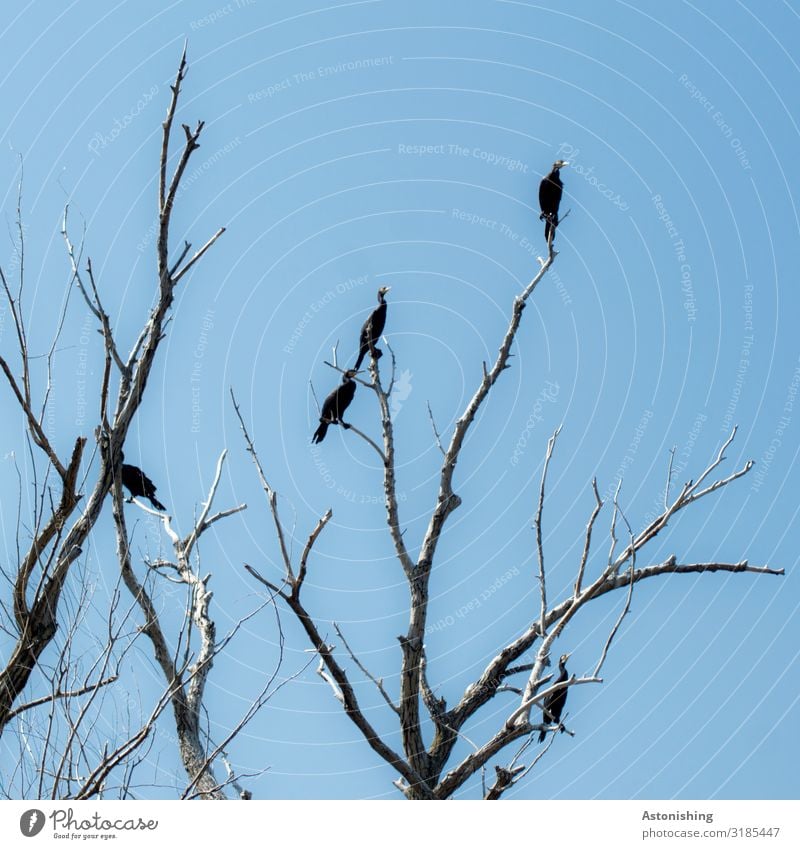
<box><xmin>0</xmin><ymin>50</ymin><xmax>275</xmax><ymax>799</ymax></box>
<box><xmin>243</xmin><ymin>237</ymin><xmax>783</xmax><ymax>800</ymax></box>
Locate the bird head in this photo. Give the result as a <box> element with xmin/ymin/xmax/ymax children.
<box><xmin>343</xmin><ymin>369</ymin><xmax>358</xmax><ymax>380</ymax></box>
<box><xmin>559</xmin><ymin>652</ymin><xmax>571</xmax><ymax>667</ymax></box>
<box><xmin>377</xmin><ymin>285</ymin><xmax>391</xmax><ymax>300</ymax></box>
<box><xmin>553</xmin><ymin>160</ymin><xmax>568</xmax><ymax>170</ymax></box>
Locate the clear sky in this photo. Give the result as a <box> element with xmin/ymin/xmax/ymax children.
<box><xmin>0</xmin><ymin>0</ymin><xmax>797</xmax><ymax>800</ymax></box>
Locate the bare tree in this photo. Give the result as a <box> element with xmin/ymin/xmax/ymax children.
<box><xmin>242</xmin><ymin>239</ymin><xmax>783</xmax><ymax>800</ymax></box>
<box><xmin>0</xmin><ymin>50</ymin><xmax>276</xmax><ymax>800</ymax></box>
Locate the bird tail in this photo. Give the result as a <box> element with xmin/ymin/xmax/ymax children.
<box><xmin>537</xmin><ymin>728</ymin><xmax>546</xmax><ymax>744</ymax></box>
<box><xmin>150</xmin><ymin>496</ymin><xmax>166</xmax><ymax>511</ymax></box>
<box><xmin>353</xmin><ymin>346</ymin><xmax>367</xmax><ymax>371</ymax></box>
<box><xmin>312</xmin><ymin>421</ymin><xmax>329</xmax><ymax>443</ymax></box>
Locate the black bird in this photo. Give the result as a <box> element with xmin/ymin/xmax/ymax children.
<box><xmin>353</xmin><ymin>286</ymin><xmax>390</xmax><ymax>371</ymax></box>
<box><xmin>538</xmin><ymin>652</ymin><xmax>571</xmax><ymax>743</ymax></box>
<box><xmin>312</xmin><ymin>369</ymin><xmax>357</xmax><ymax>444</ymax></box>
<box><xmin>538</xmin><ymin>160</ymin><xmax>568</xmax><ymax>245</ymax></box>
<box><xmin>120</xmin><ymin>454</ymin><xmax>166</xmax><ymax>511</ymax></box>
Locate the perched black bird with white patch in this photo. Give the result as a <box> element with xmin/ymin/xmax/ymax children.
<box><xmin>120</xmin><ymin>454</ymin><xmax>166</xmax><ymax>511</ymax></box>
<box><xmin>538</xmin><ymin>160</ymin><xmax>568</xmax><ymax>245</ymax></box>
<box><xmin>312</xmin><ymin>369</ymin><xmax>357</xmax><ymax>444</ymax></box>
<box><xmin>353</xmin><ymin>286</ymin><xmax>390</xmax><ymax>371</ymax></box>
<box><xmin>538</xmin><ymin>652</ymin><xmax>571</xmax><ymax>743</ymax></box>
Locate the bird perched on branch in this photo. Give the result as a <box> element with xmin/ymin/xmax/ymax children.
<box><xmin>538</xmin><ymin>651</ymin><xmax>571</xmax><ymax>742</ymax></box>
<box><xmin>353</xmin><ymin>286</ymin><xmax>390</xmax><ymax>371</ymax></box>
<box><xmin>120</xmin><ymin>454</ymin><xmax>166</xmax><ymax>511</ymax></box>
<box><xmin>539</xmin><ymin>160</ymin><xmax>568</xmax><ymax>245</ymax></box>
<box><xmin>312</xmin><ymin>369</ymin><xmax>357</xmax><ymax>444</ymax></box>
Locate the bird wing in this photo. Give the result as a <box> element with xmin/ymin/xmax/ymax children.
<box><xmin>335</xmin><ymin>380</ymin><xmax>356</xmax><ymax>417</ymax></box>
<box><xmin>319</xmin><ymin>385</ymin><xmax>340</xmax><ymax>421</ymax></box>
<box><xmin>370</xmin><ymin>303</ymin><xmax>387</xmax><ymax>340</ymax></box>
<box><xmin>538</xmin><ymin>177</ymin><xmax>549</xmax><ymax>210</ymax></box>
<box><xmin>136</xmin><ymin>469</ymin><xmax>159</xmax><ymax>497</ymax></box>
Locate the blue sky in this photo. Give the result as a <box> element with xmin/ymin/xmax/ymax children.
<box><xmin>0</xmin><ymin>0</ymin><xmax>797</xmax><ymax>800</ymax></box>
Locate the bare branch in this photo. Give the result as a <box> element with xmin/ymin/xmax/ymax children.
<box><xmin>231</xmin><ymin>389</ymin><xmax>295</xmax><ymax>580</ymax></box>
<box><xmin>417</xmin><ymin>249</ymin><xmax>557</xmax><ymax>583</ymax></box>
<box><xmin>296</xmin><ymin>509</ymin><xmax>332</xmax><ymax>597</ymax></box>
<box><xmin>182</xmin><ymin>449</ymin><xmax>243</xmax><ymax>559</ymax></box>
<box><xmin>611</xmin><ymin>428</ymin><xmax>754</xmax><ymax>572</ymax></box>
<box><xmin>246</xmin><ymin>565</ymin><xmax>431</xmax><ymax>796</ymax></box>
<box><xmin>594</xmin><ymin>564</ymin><xmax>635</xmax><ymax>678</ymax></box>
<box><xmin>506</xmin><ymin>675</ymin><xmax>600</xmax><ymax>734</ymax></box>
<box><xmin>427</xmin><ymin>402</ymin><xmax>446</xmax><ymax>456</ymax></box>
<box><xmin>535</xmin><ymin>426</ymin><xmax>561</xmax><ymax>638</ymax></box>
<box><xmin>341</xmin><ymin>421</ymin><xmax>386</xmax><ymax>461</ymax></box>
<box><xmin>5</xmin><ymin>676</ymin><xmax>118</xmax><ymax>723</ymax></box>
<box><xmin>316</xmin><ymin>656</ymin><xmax>345</xmax><ymax>705</ymax></box>
<box><xmin>172</xmin><ymin>227</ymin><xmax>226</xmax><ymax>285</ymax></box>
<box><xmin>334</xmin><ymin>622</ymin><xmax>399</xmax><ymax>715</ymax></box>
<box><xmin>159</xmin><ymin>44</ymin><xmax>188</xmax><ymax>214</ymax></box>
<box><xmin>607</xmin><ymin>478</ymin><xmax>623</xmax><ymax>570</ymax></box>
<box><xmin>664</xmin><ymin>446</ymin><xmax>676</xmax><ymax>510</ymax></box>
<box><xmin>575</xmin><ymin>478</ymin><xmax>603</xmax><ymax>595</ymax></box>
<box><xmin>62</xmin><ymin>209</ymin><xmax>126</xmax><ymax>377</ymax></box>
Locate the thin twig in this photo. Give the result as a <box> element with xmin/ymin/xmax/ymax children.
<box><xmin>534</xmin><ymin>426</ymin><xmax>561</xmax><ymax>638</ymax></box>
<box><xmin>296</xmin><ymin>509</ymin><xmax>333</xmax><ymax>596</ymax></box>
<box><xmin>575</xmin><ymin>478</ymin><xmax>603</xmax><ymax>595</ymax></box>
<box><xmin>334</xmin><ymin>622</ymin><xmax>400</xmax><ymax>715</ymax></box>
<box><xmin>427</xmin><ymin>402</ymin><xmax>446</xmax><ymax>456</ymax></box>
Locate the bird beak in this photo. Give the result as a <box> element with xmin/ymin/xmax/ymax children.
<box><xmin>563</xmin><ymin>652</ymin><xmax>572</xmax><ymax>661</ymax></box>
<box><xmin>384</xmin><ymin>286</ymin><xmax>392</xmax><ymax>292</ymax></box>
